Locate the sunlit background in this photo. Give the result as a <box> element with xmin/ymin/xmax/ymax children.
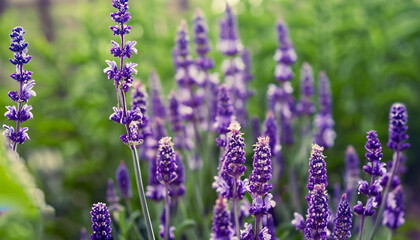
<box><xmin>0</xmin><ymin>0</ymin><xmax>420</xmax><ymax>239</ymax></box>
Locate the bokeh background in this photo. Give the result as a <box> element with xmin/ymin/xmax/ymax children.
<box><xmin>0</xmin><ymin>0</ymin><xmax>419</xmax><ymax>239</ymax></box>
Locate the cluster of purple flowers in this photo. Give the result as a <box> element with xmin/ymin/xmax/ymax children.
<box><xmin>104</xmin><ymin>0</ymin><xmax>145</xmax><ymax>146</ymax></box>
<box><xmin>3</xmin><ymin>26</ymin><xmax>36</xmax><ymax>151</ymax></box>
<box><xmin>4</xmin><ymin>2</ymin><xmax>412</xmax><ymax>240</ymax></box>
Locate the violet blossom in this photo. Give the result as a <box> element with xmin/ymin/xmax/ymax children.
<box><xmin>3</xmin><ymin>26</ymin><xmax>35</xmax><ymax>151</ymax></box>
<box><xmin>90</xmin><ymin>202</ymin><xmax>112</xmax><ymax>240</ymax></box>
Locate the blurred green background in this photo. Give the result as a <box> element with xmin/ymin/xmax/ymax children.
<box><xmin>0</xmin><ymin>0</ymin><xmax>419</xmax><ymax>239</ymax></box>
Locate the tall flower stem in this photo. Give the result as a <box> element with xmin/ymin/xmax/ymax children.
<box><xmin>368</xmin><ymin>150</ymin><xmax>400</xmax><ymax>240</ymax></box>
<box><xmin>164</xmin><ymin>185</ymin><xmax>170</xmax><ymax>240</ymax></box>
<box><xmin>358</xmin><ymin>216</ymin><xmax>365</xmax><ymax>240</ymax></box>
<box><xmin>130</xmin><ymin>146</ymin><xmax>155</xmax><ymax>240</ymax></box>
<box><xmin>254</xmin><ymin>215</ymin><xmax>261</xmax><ymax>239</ymax></box>
<box><xmin>233</xmin><ymin>178</ymin><xmax>240</xmax><ymax>238</ymax></box>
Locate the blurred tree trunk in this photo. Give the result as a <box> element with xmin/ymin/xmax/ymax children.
<box><xmin>37</xmin><ymin>0</ymin><xmax>55</xmax><ymax>42</ymax></box>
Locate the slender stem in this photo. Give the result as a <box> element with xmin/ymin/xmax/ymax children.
<box><xmin>164</xmin><ymin>185</ymin><xmax>170</xmax><ymax>240</ymax></box>
<box><xmin>130</xmin><ymin>146</ymin><xmax>155</xmax><ymax>240</ymax></box>
<box><xmin>369</xmin><ymin>150</ymin><xmax>400</xmax><ymax>240</ymax></box>
<box><xmin>232</xmin><ymin>178</ymin><xmax>241</xmax><ymax>238</ymax></box>
<box><xmin>387</xmin><ymin>229</ymin><xmax>393</xmax><ymax>240</ymax></box>
<box><xmin>254</xmin><ymin>215</ymin><xmax>261</xmax><ymax>239</ymax></box>
<box><xmin>358</xmin><ymin>216</ymin><xmax>365</xmax><ymax>240</ymax></box>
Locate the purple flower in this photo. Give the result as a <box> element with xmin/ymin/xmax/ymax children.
<box><xmin>266</xmin><ymin>214</ymin><xmax>278</xmax><ymax>240</ymax></box>
<box><xmin>194</xmin><ymin>9</ymin><xmax>214</xmax><ymax>69</ymax></box>
<box><xmin>249</xmin><ymin>136</ymin><xmax>273</xmax><ymax>198</ymax></box>
<box><xmin>344</xmin><ymin>145</ymin><xmax>360</xmax><ymax>198</ymax></box>
<box><xmin>291</xmin><ymin>212</ymin><xmax>305</xmax><ymax>231</ymax></box>
<box><xmin>382</xmin><ymin>185</ymin><xmax>405</xmax><ymax>230</ymax></box>
<box><xmin>363</xmin><ymin>131</ymin><xmax>385</xmax><ymax>178</ymax></box>
<box><xmin>215</xmin><ymin>84</ymin><xmax>235</xmax><ymax>137</ymax></box>
<box><xmin>354</xmin><ymin>131</ymin><xmax>385</xmax><ymax>217</ymax></box>
<box><xmin>80</xmin><ymin>228</ymin><xmax>87</xmax><ymax>240</ymax></box>
<box><xmin>249</xmin><ymin>194</ymin><xmax>276</xmax><ymax>216</ymax></box>
<box><xmin>273</xmin><ymin>19</ymin><xmax>296</xmax><ymax>82</ymax></box>
<box><xmin>168</xmin><ymin>153</ymin><xmax>185</xmax><ymax>198</ymax></box>
<box><xmin>148</xmin><ymin>70</ymin><xmax>167</xmax><ymax>120</ymax></box>
<box><xmin>333</xmin><ymin>194</ymin><xmax>352</xmax><ymax>240</ymax></box>
<box><xmin>106</xmin><ymin>179</ymin><xmax>121</xmax><ymax>212</ymax></box>
<box><xmin>217</xmin><ymin>4</ymin><xmax>243</xmax><ymax>56</ymax></box>
<box><xmin>213</xmin><ymin>122</ymin><xmax>248</xmax><ymax>200</ymax></box>
<box><xmin>146</xmin><ymin>162</ymin><xmax>165</xmax><ymax>201</ymax></box>
<box><xmin>90</xmin><ymin>202</ymin><xmax>112</xmax><ymax>240</ymax></box>
<box><xmin>297</xmin><ymin>62</ymin><xmax>315</xmax><ymax>116</ymax></box>
<box><xmin>354</xmin><ymin>198</ymin><xmax>377</xmax><ymax>217</ymax></box>
<box><xmin>239</xmin><ymin>222</ymin><xmax>272</xmax><ymax>240</ymax></box>
<box><xmin>222</xmin><ymin>121</ymin><xmax>246</xmax><ymax>178</ymax></box>
<box><xmin>115</xmin><ymin>162</ymin><xmax>131</xmax><ymax>199</ymax></box>
<box><xmin>105</xmin><ymin>0</ymin><xmax>138</xmax><ymax>91</ymax></box>
<box><xmin>211</xmin><ymin>197</ymin><xmax>233</xmax><ymax>240</ymax></box>
<box><xmin>314</xmin><ymin>72</ymin><xmax>335</xmax><ymax>148</ymax></box>
<box><xmin>168</xmin><ymin>92</ymin><xmax>184</xmax><ymax>135</ymax></box>
<box><xmin>110</xmin><ymin>0</ymin><xmax>130</xmax><ymax>24</ymax></box>
<box><xmin>304</xmin><ymin>184</ymin><xmax>329</xmax><ymax>240</ymax></box>
<box><xmin>4</xmin><ymin>27</ymin><xmax>36</xmax><ymax>150</ymax></box>
<box><xmin>263</xmin><ymin>112</ymin><xmax>279</xmax><ymax>156</ymax></box>
<box><xmin>387</xmin><ymin>103</ymin><xmax>409</xmax><ymax>152</ymax></box>
<box><xmin>156</xmin><ymin>137</ymin><xmax>178</xmax><ymax>184</ymax></box>
<box><xmin>307</xmin><ymin>144</ymin><xmax>328</xmax><ymax>194</ymax></box>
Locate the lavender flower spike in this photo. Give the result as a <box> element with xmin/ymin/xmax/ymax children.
<box><xmin>297</xmin><ymin>62</ymin><xmax>315</xmax><ymax>116</ymax></box>
<box><xmin>249</xmin><ymin>136</ymin><xmax>272</xmax><ymax>198</ymax></box>
<box><xmin>314</xmin><ymin>72</ymin><xmax>335</xmax><ymax>148</ymax></box>
<box><xmin>149</xmin><ymin>70</ymin><xmax>167</xmax><ymax>120</ymax></box>
<box><xmin>157</xmin><ymin>137</ymin><xmax>178</xmax><ymax>240</ymax></box>
<box><xmin>211</xmin><ymin>196</ymin><xmax>233</xmax><ymax>240</ymax></box>
<box><xmin>369</xmin><ymin>104</ymin><xmax>409</xmax><ymax>239</ymax></box>
<box><xmin>302</xmin><ymin>144</ymin><xmax>329</xmax><ymax>240</ymax></box>
<box><xmin>382</xmin><ymin>185</ymin><xmax>405</xmax><ymax>230</ymax></box>
<box><xmin>90</xmin><ymin>202</ymin><xmax>112</xmax><ymax>240</ymax></box>
<box><xmin>274</xmin><ymin>19</ymin><xmax>296</xmax><ymax>82</ymax></box>
<box><xmin>106</xmin><ymin>179</ymin><xmax>121</xmax><ymax>213</ymax></box>
<box><xmin>157</xmin><ymin>137</ymin><xmax>178</xmax><ymax>185</ymax></box>
<box><xmin>304</xmin><ymin>184</ymin><xmax>329</xmax><ymax>240</ymax></box>
<box><xmin>307</xmin><ymin>144</ymin><xmax>328</xmax><ymax>194</ymax></box>
<box><xmin>223</xmin><ymin>121</ymin><xmax>246</xmax><ymax>178</ymax></box>
<box><xmin>194</xmin><ymin>9</ymin><xmax>214</xmax><ymax>71</ymax></box>
<box><xmin>344</xmin><ymin>145</ymin><xmax>359</xmax><ymax>199</ymax></box>
<box><xmin>3</xmin><ymin>26</ymin><xmax>36</xmax><ymax>151</ymax></box>
<box><xmin>105</xmin><ymin>1</ymin><xmax>154</xmax><ymax>238</ymax></box>
<box><xmin>217</xmin><ymin>4</ymin><xmax>243</xmax><ymax>56</ymax></box>
<box><xmin>387</xmin><ymin>103</ymin><xmax>409</xmax><ymax>152</ymax></box>
<box><xmin>334</xmin><ymin>194</ymin><xmax>352</xmax><ymax>240</ymax></box>
<box><xmin>116</xmin><ymin>161</ymin><xmax>132</xmax><ymax>199</ymax></box>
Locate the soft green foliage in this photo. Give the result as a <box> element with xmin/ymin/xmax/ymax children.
<box><xmin>0</xmin><ymin>0</ymin><xmax>419</xmax><ymax>239</ymax></box>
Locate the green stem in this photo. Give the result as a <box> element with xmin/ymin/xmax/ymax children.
<box><xmin>254</xmin><ymin>215</ymin><xmax>261</xmax><ymax>239</ymax></box>
<box><xmin>232</xmin><ymin>178</ymin><xmax>241</xmax><ymax>238</ymax></box>
<box><xmin>358</xmin><ymin>216</ymin><xmax>365</xmax><ymax>240</ymax></box>
<box><xmin>164</xmin><ymin>185</ymin><xmax>170</xmax><ymax>240</ymax></box>
<box><xmin>387</xmin><ymin>229</ymin><xmax>393</xmax><ymax>240</ymax></box>
<box><xmin>130</xmin><ymin>146</ymin><xmax>155</xmax><ymax>240</ymax></box>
